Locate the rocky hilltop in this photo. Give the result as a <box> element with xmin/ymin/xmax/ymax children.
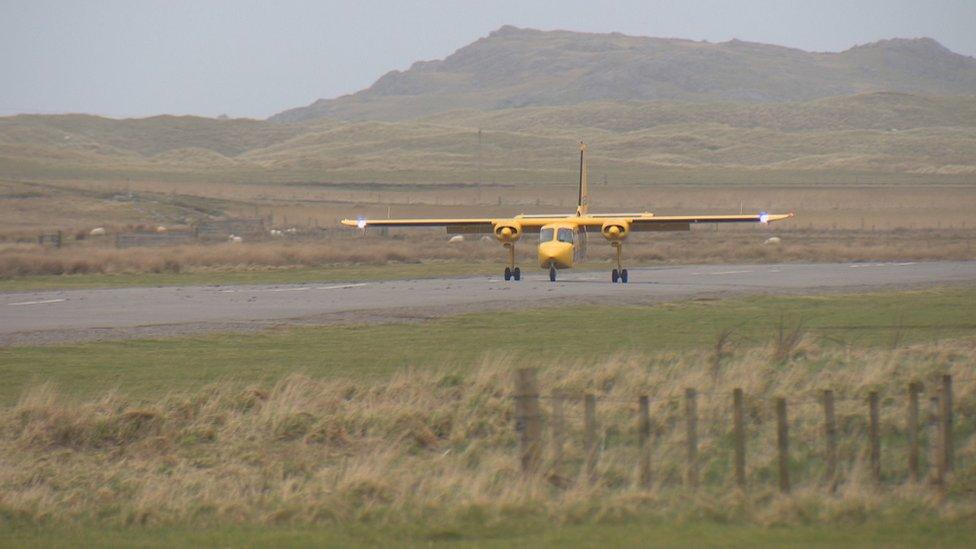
<box><xmin>272</xmin><ymin>26</ymin><xmax>976</xmax><ymax>122</ymax></box>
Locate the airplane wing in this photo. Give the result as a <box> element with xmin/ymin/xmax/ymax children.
<box><xmin>340</xmin><ymin>217</ymin><xmax>497</xmax><ymax>233</ymax></box>
<box><xmin>575</xmin><ymin>212</ymin><xmax>794</xmax><ymax>231</ymax></box>
<box><xmin>340</xmin><ymin>212</ymin><xmax>793</xmax><ymax>233</ymax></box>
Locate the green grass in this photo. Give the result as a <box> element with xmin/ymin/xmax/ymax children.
<box><xmin>0</xmin><ymin>261</ymin><xmax>499</xmax><ymax>291</ymax></box>
<box><xmin>2</xmin><ymin>517</ymin><xmax>974</xmax><ymax>548</ymax></box>
<box><xmin>0</xmin><ymin>260</ymin><xmax>658</xmax><ymax>292</ymax></box>
<box><xmin>1</xmin><ymin>286</ymin><xmax>972</xmax><ymax>405</ymax></box>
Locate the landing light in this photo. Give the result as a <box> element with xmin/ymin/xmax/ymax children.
<box><xmin>759</xmin><ymin>211</ymin><xmax>769</xmax><ymax>224</ymax></box>
<box><xmin>356</xmin><ymin>216</ymin><xmax>367</xmax><ymax>229</ymax></box>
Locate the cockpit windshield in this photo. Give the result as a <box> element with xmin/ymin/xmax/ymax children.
<box><xmin>540</xmin><ymin>228</ymin><xmax>555</xmax><ymax>242</ymax></box>
<box><xmin>557</xmin><ymin>228</ymin><xmax>574</xmax><ymax>243</ymax></box>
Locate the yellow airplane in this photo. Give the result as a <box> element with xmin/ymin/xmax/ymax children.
<box><xmin>342</xmin><ymin>143</ymin><xmax>793</xmax><ymax>283</ymax></box>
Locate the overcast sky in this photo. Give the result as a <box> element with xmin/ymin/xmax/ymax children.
<box><xmin>2</xmin><ymin>0</ymin><xmax>974</xmax><ymax>119</ymax></box>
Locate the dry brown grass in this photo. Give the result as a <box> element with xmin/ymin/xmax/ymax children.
<box><xmin>2</xmin><ymin>178</ymin><xmax>974</xmax><ymax>279</ymax></box>
<box><xmin>1</xmin><ymin>227</ymin><xmax>973</xmax><ymax>278</ymax></box>
<box><xmin>0</xmin><ymin>339</ymin><xmax>973</xmax><ymax>528</ymax></box>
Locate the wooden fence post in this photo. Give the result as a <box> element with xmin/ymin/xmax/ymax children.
<box><xmin>823</xmin><ymin>389</ymin><xmax>837</xmax><ymax>491</ymax></box>
<box><xmin>584</xmin><ymin>394</ymin><xmax>598</xmax><ymax>484</ymax></box>
<box><xmin>776</xmin><ymin>397</ymin><xmax>790</xmax><ymax>494</ymax></box>
<box><xmin>550</xmin><ymin>393</ymin><xmax>566</xmax><ymax>482</ymax></box>
<box><xmin>942</xmin><ymin>375</ymin><xmax>953</xmax><ymax>474</ymax></box>
<box><xmin>868</xmin><ymin>391</ymin><xmax>881</xmax><ymax>484</ymax></box>
<box><xmin>638</xmin><ymin>395</ymin><xmax>652</xmax><ymax>489</ymax></box>
<box><xmin>514</xmin><ymin>369</ymin><xmax>542</xmax><ymax>474</ymax></box>
<box><xmin>685</xmin><ymin>388</ymin><xmax>698</xmax><ymax>488</ymax></box>
<box><xmin>732</xmin><ymin>388</ymin><xmax>746</xmax><ymax>489</ymax></box>
<box><xmin>907</xmin><ymin>382</ymin><xmax>921</xmax><ymax>482</ymax></box>
<box><xmin>928</xmin><ymin>395</ymin><xmax>943</xmax><ymax>487</ymax></box>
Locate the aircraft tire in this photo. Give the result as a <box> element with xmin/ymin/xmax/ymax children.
<box><xmin>612</xmin><ymin>269</ymin><xmax>619</xmax><ymax>283</ymax></box>
<box><xmin>504</xmin><ymin>267</ymin><xmax>512</xmax><ymax>281</ymax></box>
<box><xmin>513</xmin><ymin>267</ymin><xmax>521</xmax><ymax>281</ymax></box>
<box><xmin>549</xmin><ymin>266</ymin><xmax>557</xmax><ymax>282</ymax></box>
<box><xmin>621</xmin><ymin>269</ymin><xmax>628</xmax><ymax>283</ymax></box>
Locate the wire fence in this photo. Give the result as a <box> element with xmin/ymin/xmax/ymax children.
<box><xmin>512</xmin><ymin>370</ymin><xmax>970</xmax><ymax>492</ymax></box>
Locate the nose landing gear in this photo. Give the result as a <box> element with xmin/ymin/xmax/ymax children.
<box><xmin>549</xmin><ymin>264</ymin><xmax>557</xmax><ymax>282</ymax></box>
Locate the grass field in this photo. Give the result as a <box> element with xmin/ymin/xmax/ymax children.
<box><xmin>1</xmin><ymin>287</ymin><xmax>975</xmax><ymax>545</ymax></box>
<box><xmin>3</xmin><ymin>174</ymin><xmax>975</xmax><ymax>293</ymax></box>
<box><xmin>4</xmin><ymin>518</ymin><xmax>975</xmax><ymax>547</ymax></box>
<box><xmin>1</xmin><ymin>286</ymin><xmax>973</xmax><ymax>403</ymax></box>
<box><xmin>0</xmin><ymin>261</ymin><xmax>498</xmax><ymax>291</ymax></box>
<box><xmin>2</xmin><ymin>227</ymin><xmax>974</xmax><ymax>290</ymax></box>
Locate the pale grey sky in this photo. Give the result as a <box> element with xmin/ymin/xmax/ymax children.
<box><xmin>2</xmin><ymin>0</ymin><xmax>974</xmax><ymax>119</ymax></box>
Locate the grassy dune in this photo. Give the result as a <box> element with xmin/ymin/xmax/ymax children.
<box><xmin>3</xmin><ymin>94</ymin><xmax>976</xmax><ymax>186</ymax></box>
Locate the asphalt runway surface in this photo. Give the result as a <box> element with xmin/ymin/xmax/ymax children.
<box><xmin>2</xmin><ymin>261</ymin><xmax>975</xmax><ymax>345</ymax></box>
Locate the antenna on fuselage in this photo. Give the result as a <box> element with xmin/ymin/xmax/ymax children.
<box><xmin>576</xmin><ymin>141</ymin><xmax>588</xmax><ymax>216</ymax></box>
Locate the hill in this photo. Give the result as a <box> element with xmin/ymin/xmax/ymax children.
<box><xmin>2</xmin><ymin>93</ymin><xmax>975</xmax><ymax>185</ymax></box>
<box><xmin>272</xmin><ymin>26</ymin><xmax>976</xmax><ymax>123</ymax></box>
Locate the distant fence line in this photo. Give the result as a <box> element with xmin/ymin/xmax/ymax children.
<box><xmin>195</xmin><ymin>218</ymin><xmax>266</xmax><ymax>241</ymax></box>
<box><xmin>114</xmin><ymin>232</ymin><xmax>197</xmax><ymax>249</ymax></box>
<box><xmin>37</xmin><ymin>231</ymin><xmax>62</xmax><ymax>249</ymax></box>
<box><xmin>513</xmin><ymin>370</ymin><xmax>968</xmax><ymax>493</ymax></box>
<box><xmin>13</xmin><ymin>217</ymin><xmax>355</xmax><ymax>250</ymax></box>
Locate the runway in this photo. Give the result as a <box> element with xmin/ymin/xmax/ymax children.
<box><xmin>2</xmin><ymin>261</ymin><xmax>975</xmax><ymax>345</ymax></box>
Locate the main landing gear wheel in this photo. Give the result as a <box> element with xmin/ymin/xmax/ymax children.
<box><xmin>549</xmin><ymin>266</ymin><xmax>557</xmax><ymax>282</ymax></box>
<box><xmin>612</xmin><ymin>269</ymin><xmax>619</xmax><ymax>283</ymax></box>
<box><xmin>504</xmin><ymin>267</ymin><xmax>512</xmax><ymax>281</ymax></box>
<box><xmin>621</xmin><ymin>269</ymin><xmax>628</xmax><ymax>283</ymax></box>
<box><xmin>612</xmin><ymin>268</ymin><xmax>629</xmax><ymax>283</ymax></box>
<box><xmin>513</xmin><ymin>267</ymin><xmax>521</xmax><ymax>281</ymax></box>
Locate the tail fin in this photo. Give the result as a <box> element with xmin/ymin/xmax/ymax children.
<box><xmin>576</xmin><ymin>141</ymin><xmax>589</xmax><ymax>216</ymax></box>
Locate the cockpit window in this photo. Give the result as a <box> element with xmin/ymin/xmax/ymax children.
<box><xmin>557</xmin><ymin>228</ymin><xmax>574</xmax><ymax>243</ymax></box>
<box><xmin>539</xmin><ymin>228</ymin><xmax>555</xmax><ymax>242</ymax></box>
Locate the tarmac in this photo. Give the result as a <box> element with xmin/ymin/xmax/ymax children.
<box><xmin>2</xmin><ymin>261</ymin><xmax>975</xmax><ymax>345</ymax></box>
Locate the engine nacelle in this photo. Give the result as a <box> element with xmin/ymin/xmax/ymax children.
<box><xmin>601</xmin><ymin>221</ymin><xmax>630</xmax><ymax>241</ymax></box>
<box><xmin>493</xmin><ymin>222</ymin><xmax>523</xmax><ymax>243</ymax></box>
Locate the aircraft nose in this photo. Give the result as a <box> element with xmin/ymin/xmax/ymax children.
<box><xmin>538</xmin><ymin>240</ymin><xmax>572</xmax><ymax>268</ymax></box>
<box><xmin>539</xmin><ymin>241</ymin><xmax>561</xmax><ymax>261</ymax></box>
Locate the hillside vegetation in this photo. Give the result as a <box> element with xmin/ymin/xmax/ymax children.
<box><xmin>273</xmin><ymin>26</ymin><xmax>976</xmax><ymax>122</ymax></box>
<box><xmin>2</xmin><ymin>93</ymin><xmax>975</xmax><ymax>185</ymax></box>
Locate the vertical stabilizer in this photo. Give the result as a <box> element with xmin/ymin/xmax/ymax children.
<box><xmin>576</xmin><ymin>141</ymin><xmax>589</xmax><ymax>216</ymax></box>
